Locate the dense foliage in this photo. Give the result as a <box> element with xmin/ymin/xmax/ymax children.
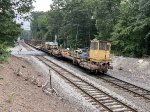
<box><xmin>112</xmin><ymin>0</ymin><xmax>150</xmax><ymax>57</ymax></box>
<box><xmin>20</xmin><ymin>30</ymin><xmax>32</xmax><ymax>40</ymax></box>
<box><xmin>30</xmin><ymin>0</ymin><xmax>150</xmax><ymax>57</ymax></box>
<box><xmin>0</xmin><ymin>0</ymin><xmax>33</xmax><ymax>62</ymax></box>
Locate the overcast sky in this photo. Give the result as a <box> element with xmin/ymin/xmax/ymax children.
<box><xmin>21</xmin><ymin>0</ymin><xmax>52</xmax><ymax>30</ymax></box>
<box><xmin>33</xmin><ymin>0</ymin><xmax>52</xmax><ymax>11</ymax></box>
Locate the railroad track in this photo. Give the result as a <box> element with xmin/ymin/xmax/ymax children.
<box><xmin>99</xmin><ymin>75</ymin><xmax>150</xmax><ymax>101</ymax></box>
<box><xmin>21</xmin><ymin>42</ymin><xmax>33</xmax><ymax>51</ymax></box>
<box><xmin>36</xmin><ymin>56</ymin><xmax>137</xmax><ymax>112</ymax></box>
<box><xmin>23</xmin><ymin>42</ymin><xmax>150</xmax><ymax>111</ymax></box>
<box><xmin>24</xmin><ymin>42</ymin><xmax>150</xmax><ymax>99</ymax></box>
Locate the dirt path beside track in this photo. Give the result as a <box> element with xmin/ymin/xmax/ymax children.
<box><xmin>0</xmin><ymin>56</ymin><xmax>78</xmax><ymax>112</ymax></box>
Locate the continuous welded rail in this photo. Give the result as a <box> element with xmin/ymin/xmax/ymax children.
<box><xmin>99</xmin><ymin>75</ymin><xmax>150</xmax><ymax>101</ymax></box>
<box><xmin>36</xmin><ymin>56</ymin><xmax>137</xmax><ymax>112</ymax></box>
<box><xmin>24</xmin><ymin>42</ymin><xmax>150</xmax><ymax>101</ymax></box>
<box><xmin>22</xmin><ymin>42</ymin><xmax>147</xmax><ymax>111</ymax></box>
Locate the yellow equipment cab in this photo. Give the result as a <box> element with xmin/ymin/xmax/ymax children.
<box><xmin>89</xmin><ymin>39</ymin><xmax>112</xmax><ymax>63</ymax></box>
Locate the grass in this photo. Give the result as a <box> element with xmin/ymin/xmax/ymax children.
<box><xmin>6</xmin><ymin>92</ymin><xmax>15</xmax><ymax>103</ymax></box>
<box><xmin>0</xmin><ymin>75</ymin><xmax>4</xmax><ymax>80</ymax></box>
<box><xmin>0</xmin><ymin>53</ymin><xmax>10</xmax><ymax>63</ymax></box>
<box><xmin>0</xmin><ymin>45</ymin><xmax>12</xmax><ymax>63</ymax></box>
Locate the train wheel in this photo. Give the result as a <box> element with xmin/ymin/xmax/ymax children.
<box><xmin>102</xmin><ymin>70</ymin><xmax>108</xmax><ymax>74</ymax></box>
<box><xmin>89</xmin><ymin>70</ymin><xmax>93</xmax><ymax>74</ymax></box>
<box><xmin>89</xmin><ymin>70</ymin><xmax>97</xmax><ymax>74</ymax></box>
<box><xmin>95</xmin><ymin>70</ymin><xmax>99</xmax><ymax>74</ymax></box>
<box><xmin>73</xmin><ymin>58</ymin><xmax>77</xmax><ymax>65</ymax></box>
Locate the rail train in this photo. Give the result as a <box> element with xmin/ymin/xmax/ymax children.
<box><xmin>24</xmin><ymin>39</ymin><xmax>113</xmax><ymax>73</ymax></box>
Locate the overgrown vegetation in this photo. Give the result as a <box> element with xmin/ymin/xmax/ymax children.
<box><xmin>0</xmin><ymin>42</ymin><xmax>11</xmax><ymax>63</ymax></box>
<box><xmin>22</xmin><ymin>0</ymin><xmax>150</xmax><ymax>57</ymax></box>
<box><xmin>0</xmin><ymin>0</ymin><xmax>34</xmax><ymax>62</ymax></box>
<box><xmin>111</xmin><ymin>0</ymin><xmax>150</xmax><ymax>57</ymax></box>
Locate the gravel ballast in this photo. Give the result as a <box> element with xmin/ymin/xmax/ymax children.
<box><xmin>16</xmin><ymin>43</ymin><xmax>150</xmax><ymax>112</ymax></box>
<box><xmin>14</xmin><ymin>44</ymin><xmax>100</xmax><ymax>112</ymax></box>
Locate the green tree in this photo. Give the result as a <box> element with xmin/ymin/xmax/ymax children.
<box><xmin>111</xmin><ymin>0</ymin><xmax>150</xmax><ymax>57</ymax></box>
<box><xmin>30</xmin><ymin>11</ymin><xmax>48</xmax><ymax>40</ymax></box>
<box><xmin>31</xmin><ymin>0</ymin><xmax>97</xmax><ymax>48</ymax></box>
<box><xmin>93</xmin><ymin>0</ymin><xmax>121</xmax><ymax>40</ymax></box>
<box><xmin>20</xmin><ymin>30</ymin><xmax>31</xmax><ymax>40</ymax></box>
<box><xmin>0</xmin><ymin>0</ymin><xmax>34</xmax><ymax>62</ymax></box>
<box><xmin>30</xmin><ymin>0</ymin><xmax>150</xmax><ymax>57</ymax></box>
<box><xmin>50</xmin><ymin>0</ymin><xmax>97</xmax><ymax>48</ymax></box>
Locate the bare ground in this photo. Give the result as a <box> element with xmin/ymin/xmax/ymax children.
<box><xmin>0</xmin><ymin>56</ymin><xmax>77</xmax><ymax>112</ymax></box>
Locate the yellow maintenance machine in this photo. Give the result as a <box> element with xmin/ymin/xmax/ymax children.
<box><xmin>89</xmin><ymin>39</ymin><xmax>112</xmax><ymax>63</ymax></box>
<box><xmin>73</xmin><ymin>39</ymin><xmax>112</xmax><ymax>73</ymax></box>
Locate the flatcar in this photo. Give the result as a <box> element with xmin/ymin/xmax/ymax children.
<box><xmin>25</xmin><ymin>39</ymin><xmax>113</xmax><ymax>73</ymax></box>
<box><xmin>63</xmin><ymin>39</ymin><xmax>112</xmax><ymax>73</ymax></box>
<box><xmin>44</xmin><ymin>42</ymin><xmax>61</xmax><ymax>57</ymax></box>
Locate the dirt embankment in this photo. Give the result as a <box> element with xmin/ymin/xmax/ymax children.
<box><xmin>112</xmin><ymin>56</ymin><xmax>150</xmax><ymax>75</ymax></box>
<box><xmin>0</xmin><ymin>56</ymin><xmax>77</xmax><ymax>112</ymax></box>
<box><xmin>110</xmin><ymin>56</ymin><xmax>150</xmax><ymax>89</ymax></box>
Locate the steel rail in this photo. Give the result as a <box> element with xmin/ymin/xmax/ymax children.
<box><xmin>36</xmin><ymin>56</ymin><xmax>137</xmax><ymax>112</ymax></box>
<box><xmin>22</xmin><ymin>41</ymin><xmax>143</xmax><ymax>112</ymax></box>
<box><xmin>24</xmin><ymin>41</ymin><xmax>150</xmax><ymax>102</ymax></box>
<box><xmin>100</xmin><ymin>75</ymin><xmax>150</xmax><ymax>101</ymax></box>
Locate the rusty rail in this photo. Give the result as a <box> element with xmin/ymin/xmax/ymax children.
<box><xmin>100</xmin><ymin>75</ymin><xmax>150</xmax><ymax>101</ymax></box>
<box><xmin>36</xmin><ymin>56</ymin><xmax>137</xmax><ymax>112</ymax></box>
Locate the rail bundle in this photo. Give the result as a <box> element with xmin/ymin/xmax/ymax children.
<box><xmin>24</xmin><ymin>39</ymin><xmax>113</xmax><ymax>73</ymax></box>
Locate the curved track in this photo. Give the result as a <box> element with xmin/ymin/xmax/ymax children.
<box><xmin>99</xmin><ymin>75</ymin><xmax>150</xmax><ymax>101</ymax></box>
<box><xmin>22</xmin><ymin>42</ymin><xmax>138</xmax><ymax>111</ymax></box>
<box><xmin>24</xmin><ymin>41</ymin><xmax>150</xmax><ymax>101</ymax></box>
<box><xmin>37</xmin><ymin>56</ymin><xmax>137</xmax><ymax>112</ymax></box>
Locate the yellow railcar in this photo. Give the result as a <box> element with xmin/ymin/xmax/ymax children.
<box><xmin>72</xmin><ymin>39</ymin><xmax>112</xmax><ymax>73</ymax></box>
<box><xmin>89</xmin><ymin>39</ymin><xmax>112</xmax><ymax>63</ymax></box>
